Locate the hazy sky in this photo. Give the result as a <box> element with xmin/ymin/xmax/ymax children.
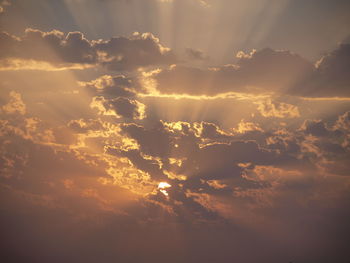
<box><xmin>1</xmin><ymin>1</ymin><xmax>350</xmax><ymax>262</ymax></box>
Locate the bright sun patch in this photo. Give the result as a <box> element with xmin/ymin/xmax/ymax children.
<box><xmin>158</xmin><ymin>182</ymin><xmax>171</xmax><ymax>196</ymax></box>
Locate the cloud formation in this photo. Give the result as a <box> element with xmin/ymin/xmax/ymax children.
<box><xmin>145</xmin><ymin>48</ymin><xmax>313</xmax><ymax>96</ymax></box>
<box><xmin>143</xmin><ymin>44</ymin><xmax>350</xmax><ymax>98</ymax></box>
<box><xmin>1</xmin><ymin>3</ymin><xmax>350</xmax><ymax>261</ymax></box>
<box><xmin>290</xmin><ymin>43</ymin><xmax>350</xmax><ymax>97</ymax></box>
<box><xmin>2</xmin><ymin>73</ymin><xmax>350</xmax><ymax>262</ymax></box>
<box><xmin>0</xmin><ymin>29</ymin><xmax>176</xmax><ymax>71</ymax></box>
<box><xmin>91</xmin><ymin>96</ymin><xmax>146</xmax><ymax>119</ymax></box>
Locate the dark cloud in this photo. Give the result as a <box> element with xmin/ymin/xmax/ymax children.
<box><xmin>119</xmin><ymin>149</ymin><xmax>166</xmax><ymax>180</ymax></box>
<box><xmin>200</xmin><ymin>122</ymin><xmax>232</xmax><ymax>140</ymax></box>
<box><xmin>145</xmin><ymin>44</ymin><xmax>350</xmax><ymax>98</ymax></box>
<box><xmin>67</xmin><ymin>119</ymin><xmax>104</xmax><ymax>133</ymax></box>
<box><xmin>120</xmin><ymin>122</ymin><xmax>174</xmax><ymax>157</ymax></box>
<box><xmin>1</xmin><ymin>1</ymin><xmax>350</xmax><ymax>262</ymax></box>
<box><xmin>0</xmin><ymin>29</ymin><xmax>95</xmax><ymax>64</ymax></box>
<box><xmin>82</xmin><ymin>75</ymin><xmax>139</xmax><ymax>98</ymax></box>
<box><xmin>185</xmin><ymin>47</ymin><xmax>207</xmax><ymax>60</ymax></box>
<box><xmin>0</xmin><ymin>29</ymin><xmax>176</xmax><ymax>70</ymax></box>
<box><xmin>237</xmin><ymin>48</ymin><xmax>313</xmax><ymax>92</ymax></box>
<box><xmin>95</xmin><ymin>32</ymin><xmax>176</xmax><ymax>71</ymax></box>
<box><xmin>116</xmin><ymin>109</ymin><xmax>350</xmax><ymax>188</ymax></box>
<box><xmin>150</xmin><ymin>48</ymin><xmax>313</xmax><ymax>95</ymax></box>
<box><xmin>81</xmin><ymin>74</ymin><xmax>147</xmax><ymax>120</ymax></box>
<box><xmin>118</xmin><ymin>120</ymin><xmax>300</xmax><ymax>189</ymax></box>
<box><xmin>2</xmin><ymin>88</ymin><xmax>350</xmax><ymax>263</ymax></box>
<box><xmin>290</xmin><ymin>43</ymin><xmax>350</xmax><ymax>97</ymax></box>
<box><xmin>300</xmin><ymin>119</ymin><xmax>332</xmax><ymax>137</ymax></box>
<box><xmin>102</xmin><ymin>97</ymin><xmax>146</xmax><ymax>119</ymax></box>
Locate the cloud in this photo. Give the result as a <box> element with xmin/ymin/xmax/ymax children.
<box><xmin>1</xmin><ymin>2</ymin><xmax>350</xmax><ymax>261</ymax></box>
<box><xmin>335</xmin><ymin>111</ymin><xmax>350</xmax><ymax>131</ymax></box>
<box><xmin>95</xmin><ymin>32</ymin><xmax>176</xmax><ymax>71</ymax></box>
<box><xmin>90</xmin><ymin>96</ymin><xmax>146</xmax><ymax>119</ymax></box>
<box><xmin>0</xmin><ymin>29</ymin><xmax>176</xmax><ymax>71</ymax></box>
<box><xmin>2</xmin><ymin>86</ymin><xmax>350</xmax><ymax>262</ymax></box>
<box><xmin>0</xmin><ymin>29</ymin><xmax>95</xmax><ymax>63</ymax></box>
<box><xmin>82</xmin><ymin>75</ymin><xmax>147</xmax><ymax>120</ymax></box>
<box><xmin>300</xmin><ymin>119</ymin><xmax>332</xmax><ymax>137</ymax></box>
<box><xmin>1</xmin><ymin>91</ymin><xmax>26</xmax><ymax>115</ymax></box>
<box><xmin>200</xmin><ymin>122</ymin><xmax>232</xmax><ymax>140</ymax></box>
<box><xmin>142</xmin><ymin>44</ymin><xmax>350</xmax><ymax>99</ymax></box>
<box><xmin>289</xmin><ymin>43</ymin><xmax>350</xmax><ymax>97</ymax></box>
<box><xmin>185</xmin><ymin>48</ymin><xmax>207</xmax><ymax>60</ymax></box>
<box><xmin>255</xmin><ymin>99</ymin><xmax>300</xmax><ymax>118</ymax></box>
<box><xmin>118</xmin><ymin>149</ymin><xmax>167</xmax><ymax>180</ymax></box>
<box><xmin>236</xmin><ymin>48</ymin><xmax>313</xmax><ymax>92</ymax></box>
<box><xmin>120</xmin><ymin>122</ymin><xmax>174</xmax><ymax>157</ymax></box>
<box><xmin>118</xmin><ymin>119</ymin><xmax>295</xmax><ymax>190</ymax></box>
<box><xmin>145</xmin><ymin>48</ymin><xmax>313</xmax><ymax>96</ymax></box>
<box><xmin>1</xmin><ymin>33</ymin><xmax>350</xmax><ymax>263</ymax></box>
<box><xmin>81</xmin><ymin>75</ymin><xmax>140</xmax><ymax>98</ymax></box>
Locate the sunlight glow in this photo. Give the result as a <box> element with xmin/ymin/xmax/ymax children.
<box><xmin>158</xmin><ymin>182</ymin><xmax>171</xmax><ymax>196</ymax></box>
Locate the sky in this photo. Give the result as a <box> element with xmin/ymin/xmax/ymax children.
<box><xmin>1</xmin><ymin>0</ymin><xmax>350</xmax><ymax>262</ymax></box>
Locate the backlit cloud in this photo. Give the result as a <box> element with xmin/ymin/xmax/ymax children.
<box><xmin>143</xmin><ymin>45</ymin><xmax>350</xmax><ymax>99</ymax></box>
<box><xmin>0</xmin><ymin>29</ymin><xmax>176</xmax><ymax>71</ymax></box>
<box><xmin>1</xmin><ymin>1</ymin><xmax>350</xmax><ymax>262</ymax></box>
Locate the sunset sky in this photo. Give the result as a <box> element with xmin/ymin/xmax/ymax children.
<box><xmin>1</xmin><ymin>1</ymin><xmax>350</xmax><ymax>262</ymax></box>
